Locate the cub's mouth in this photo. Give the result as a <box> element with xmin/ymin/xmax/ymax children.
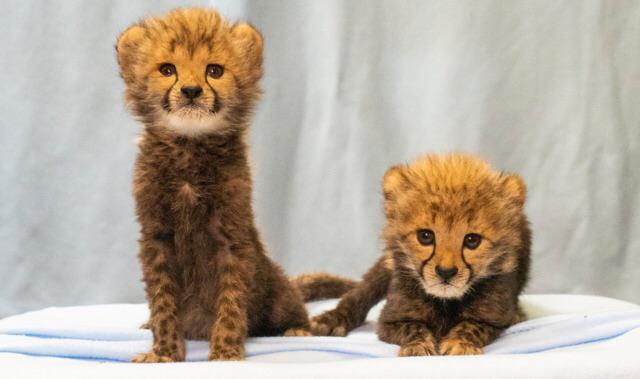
<box><xmin>166</xmin><ymin>98</ymin><xmax>221</xmax><ymax>116</ymax></box>
<box><xmin>162</xmin><ymin>99</ymin><xmax>227</xmax><ymax>136</ymax></box>
<box><xmin>173</xmin><ymin>102</ymin><xmax>212</xmax><ymax>117</ymax></box>
<box><xmin>159</xmin><ymin>86</ymin><xmax>228</xmax><ymax>136</ymax></box>
<box><xmin>420</xmin><ymin>263</ymin><xmax>470</xmax><ymax>299</ymax></box>
<box><xmin>162</xmin><ymin>84</ymin><xmax>222</xmax><ymax>118</ymax></box>
<box><xmin>424</xmin><ymin>280</ymin><xmax>468</xmax><ymax>299</ymax></box>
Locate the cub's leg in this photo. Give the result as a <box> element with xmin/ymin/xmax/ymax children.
<box><xmin>439</xmin><ymin>320</ymin><xmax>502</xmax><ymax>355</ymax></box>
<box><xmin>269</xmin><ymin>270</ymin><xmax>312</xmax><ymax>337</ymax></box>
<box><xmin>513</xmin><ymin>304</ymin><xmax>527</xmax><ymax>324</ymax></box>
<box><xmin>208</xmin><ymin>252</ymin><xmax>250</xmax><ymax>361</ymax></box>
<box><xmin>132</xmin><ymin>236</ymin><xmax>185</xmax><ymax>363</ymax></box>
<box><xmin>311</xmin><ymin>256</ymin><xmax>391</xmax><ymax>336</ymax></box>
<box><xmin>280</xmin><ymin>301</ymin><xmax>311</xmax><ymax>336</ymax></box>
<box><xmin>378</xmin><ymin>320</ymin><xmax>437</xmax><ymax>357</ymax></box>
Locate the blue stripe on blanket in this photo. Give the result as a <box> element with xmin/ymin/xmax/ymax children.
<box><xmin>1</xmin><ymin>304</ymin><xmax>639</xmax><ymax>362</ymax></box>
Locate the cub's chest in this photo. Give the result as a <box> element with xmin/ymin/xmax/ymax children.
<box><xmin>163</xmin><ymin>155</ymin><xmax>220</xmax><ymax>204</ymax></box>
<box><xmin>422</xmin><ymin>300</ymin><xmax>464</xmax><ymax>336</ymax></box>
<box><xmin>163</xmin><ymin>180</ymin><xmax>219</xmax><ymax>222</ymax></box>
<box><xmin>136</xmin><ymin>142</ymin><xmax>238</xmax><ymax>209</ymax></box>
<box><xmin>175</xmin><ymin>181</ymin><xmax>202</xmax><ymax>206</ymax></box>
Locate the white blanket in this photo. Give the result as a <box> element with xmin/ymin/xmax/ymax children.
<box><xmin>0</xmin><ymin>295</ymin><xmax>639</xmax><ymax>378</ymax></box>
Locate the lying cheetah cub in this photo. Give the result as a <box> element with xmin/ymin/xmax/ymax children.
<box><xmin>312</xmin><ymin>153</ymin><xmax>531</xmax><ymax>356</ymax></box>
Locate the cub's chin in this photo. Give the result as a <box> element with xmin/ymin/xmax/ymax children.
<box><xmin>162</xmin><ymin>108</ymin><xmax>228</xmax><ymax>137</ymax></box>
<box><xmin>423</xmin><ymin>281</ymin><xmax>468</xmax><ymax>300</ymax></box>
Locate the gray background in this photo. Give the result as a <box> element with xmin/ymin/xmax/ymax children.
<box><xmin>1</xmin><ymin>0</ymin><xmax>638</xmax><ymax>318</ymax></box>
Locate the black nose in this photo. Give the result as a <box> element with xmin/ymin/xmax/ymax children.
<box><xmin>435</xmin><ymin>265</ymin><xmax>458</xmax><ymax>281</ymax></box>
<box><xmin>181</xmin><ymin>85</ymin><xmax>203</xmax><ymax>99</ymax></box>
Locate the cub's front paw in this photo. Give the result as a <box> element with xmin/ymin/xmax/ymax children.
<box><xmin>310</xmin><ymin>310</ymin><xmax>350</xmax><ymax>336</ymax></box>
<box><xmin>131</xmin><ymin>352</ymin><xmax>176</xmax><ymax>363</ymax></box>
<box><xmin>439</xmin><ymin>338</ymin><xmax>483</xmax><ymax>355</ymax></box>
<box><xmin>284</xmin><ymin>327</ymin><xmax>312</xmax><ymax>337</ymax></box>
<box><xmin>398</xmin><ymin>340</ymin><xmax>437</xmax><ymax>357</ymax></box>
<box><xmin>209</xmin><ymin>345</ymin><xmax>245</xmax><ymax>361</ymax></box>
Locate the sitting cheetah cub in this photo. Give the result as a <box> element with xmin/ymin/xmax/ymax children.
<box><xmin>312</xmin><ymin>153</ymin><xmax>531</xmax><ymax>356</ymax></box>
<box><xmin>116</xmin><ymin>8</ymin><xmax>316</xmax><ymax>362</ymax></box>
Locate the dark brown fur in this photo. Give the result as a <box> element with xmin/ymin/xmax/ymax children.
<box><xmin>116</xmin><ymin>8</ymin><xmax>316</xmax><ymax>362</ymax></box>
<box><xmin>312</xmin><ymin>154</ymin><xmax>531</xmax><ymax>356</ymax></box>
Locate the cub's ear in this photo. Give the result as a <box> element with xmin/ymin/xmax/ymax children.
<box><xmin>502</xmin><ymin>174</ymin><xmax>527</xmax><ymax>206</ymax></box>
<box><xmin>116</xmin><ymin>25</ymin><xmax>146</xmax><ymax>84</ymax></box>
<box><xmin>382</xmin><ymin>165</ymin><xmax>409</xmax><ymax>202</ymax></box>
<box><xmin>231</xmin><ymin>22</ymin><xmax>264</xmax><ymax>71</ymax></box>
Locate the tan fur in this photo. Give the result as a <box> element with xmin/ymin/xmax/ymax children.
<box><xmin>312</xmin><ymin>153</ymin><xmax>531</xmax><ymax>356</ymax></box>
<box><xmin>382</xmin><ymin>154</ymin><xmax>528</xmax><ymax>299</ymax></box>
<box><xmin>117</xmin><ymin>8</ymin><xmax>263</xmax><ymax>136</ymax></box>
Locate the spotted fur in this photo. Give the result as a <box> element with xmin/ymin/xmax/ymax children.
<box><xmin>116</xmin><ymin>8</ymin><xmax>317</xmax><ymax>363</ymax></box>
<box><xmin>312</xmin><ymin>153</ymin><xmax>531</xmax><ymax>356</ymax></box>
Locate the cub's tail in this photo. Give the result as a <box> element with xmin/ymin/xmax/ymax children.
<box><xmin>291</xmin><ymin>272</ymin><xmax>358</xmax><ymax>302</ymax></box>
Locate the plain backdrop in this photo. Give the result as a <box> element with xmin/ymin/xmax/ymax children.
<box><xmin>0</xmin><ymin>0</ymin><xmax>638</xmax><ymax>317</ymax></box>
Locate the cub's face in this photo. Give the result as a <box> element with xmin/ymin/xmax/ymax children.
<box><xmin>116</xmin><ymin>8</ymin><xmax>263</xmax><ymax>136</ymax></box>
<box><xmin>383</xmin><ymin>155</ymin><xmax>528</xmax><ymax>299</ymax></box>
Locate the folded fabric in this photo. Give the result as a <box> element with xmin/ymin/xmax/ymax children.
<box><xmin>0</xmin><ymin>295</ymin><xmax>638</xmax><ymax>363</ymax></box>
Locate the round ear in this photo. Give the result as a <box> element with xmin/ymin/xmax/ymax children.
<box><xmin>231</xmin><ymin>22</ymin><xmax>264</xmax><ymax>71</ymax></box>
<box><xmin>502</xmin><ymin>174</ymin><xmax>527</xmax><ymax>206</ymax></box>
<box><xmin>115</xmin><ymin>25</ymin><xmax>146</xmax><ymax>85</ymax></box>
<box><xmin>382</xmin><ymin>165</ymin><xmax>409</xmax><ymax>202</ymax></box>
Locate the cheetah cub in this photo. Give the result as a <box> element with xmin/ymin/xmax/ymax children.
<box><xmin>312</xmin><ymin>153</ymin><xmax>531</xmax><ymax>356</ymax></box>
<box><xmin>116</xmin><ymin>8</ymin><xmax>314</xmax><ymax>362</ymax></box>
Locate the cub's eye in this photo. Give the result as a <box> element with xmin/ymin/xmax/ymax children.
<box><xmin>206</xmin><ymin>64</ymin><xmax>224</xmax><ymax>79</ymax></box>
<box><xmin>416</xmin><ymin>229</ymin><xmax>435</xmax><ymax>246</ymax></box>
<box><xmin>159</xmin><ymin>63</ymin><xmax>176</xmax><ymax>77</ymax></box>
<box><xmin>463</xmin><ymin>233</ymin><xmax>482</xmax><ymax>250</ymax></box>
